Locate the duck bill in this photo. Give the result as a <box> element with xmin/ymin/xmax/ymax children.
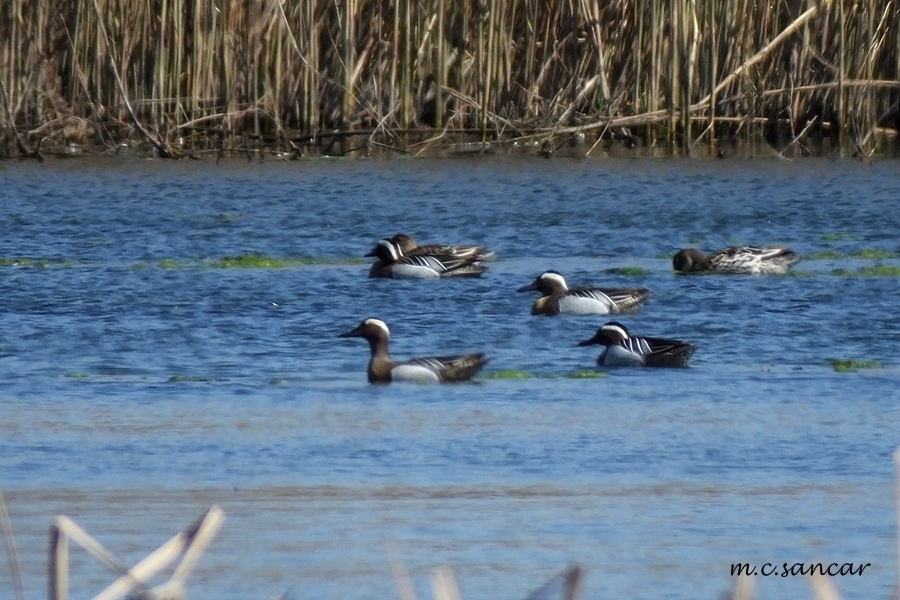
<box><xmin>577</xmin><ymin>336</ymin><xmax>599</xmax><ymax>346</ymax></box>
<box><xmin>516</xmin><ymin>282</ymin><xmax>538</xmax><ymax>292</ymax></box>
<box><xmin>338</xmin><ymin>325</ymin><xmax>364</xmax><ymax>338</ymax></box>
<box><xmin>364</xmin><ymin>247</ymin><xmax>378</xmax><ymax>258</ymax></box>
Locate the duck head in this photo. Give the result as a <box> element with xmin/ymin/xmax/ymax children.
<box><xmin>516</xmin><ymin>271</ymin><xmax>568</xmax><ymax>294</ymax></box>
<box><xmin>578</xmin><ymin>322</ymin><xmax>630</xmax><ymax>347</ymax></box>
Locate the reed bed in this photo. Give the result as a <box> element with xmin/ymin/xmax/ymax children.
<box><xmin>0</xmin><ymin>0</ymin><xmax>898</xmax><ymax>159</ymax></box>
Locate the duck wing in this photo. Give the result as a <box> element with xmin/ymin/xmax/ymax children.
<box><xmin>409</xmin><ymin>244</ymin><xmax>493</xmax><ymax>261</ymax></box>
<box><xmin>567</xmin><ymin>287</ymin><xmax>650</xmax><ymax>314</ymax></box>
<box><xmin>639</xmin><ymin>336</ymin><xmax>697</xmax><ymax>367</ymax></box>
<box><xmin>396</xmin><ymin>252</ymin><xmax>487</xmax><ymax>277</ymax></box>
<box><xmin>711</xmin><ymin>246</ymin><xmax>799</xmax><ymax>274</ymax></box>
<box><xmin>399</xmin><ymin>353</ymin><xmax>488</xmax><ymax>382</ymax></box>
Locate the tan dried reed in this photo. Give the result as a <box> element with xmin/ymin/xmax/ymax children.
<box><xmin>0</xmin><ymin>0</ymin><xmax>897</xmax><ymax>158</ymax></box>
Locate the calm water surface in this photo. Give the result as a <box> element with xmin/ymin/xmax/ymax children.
<box><xmin>0</xmin><ymin>157</ymin><xmax>898</xmax><ymax>600</ymax></box>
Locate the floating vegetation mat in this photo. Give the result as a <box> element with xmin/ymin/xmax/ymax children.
<box><xmin>603</xmin><ymin>267</ymin><xmax>652</xmax><ymax>276</ymax></box>
<box><xmin>483</xmin><ymin>370</ymin><xmax>606</xmax><ymax>379</ymax></box>
<box><xmin>168</xmin><ymin>374</ymin><xmax>212</xmax><ymax>383</ymax></box>
<box><xmin>204</xmin><ymin>254</ymin><xmax>365</xmax><ymax>268</ymax></box>
<box><xmin>827</xmin><ymin>359</ymin><xmax>881</xmax><ymax>373</ymax></box>
<box><xmin>807</xmin><ymin>249</ymin><xmax>900</xmax><ymax>260</ymax></box>
<box><xmin>147</xmin><ymin>255</ymin><xmax>366</xmax><ymax>269</ymax></box>
<box><xmin>0</xmin><ymin>257</ymin><xmax>75</xmax><ymax>268</ymax></box>
<box><xmin>830</xmin><ymin>265</ymin><xmax>900</xmax><ymax>277</ymax></box>
<box><xmin>820</xmin><ymin>232</ymin><xmax>856</xmax><ymax>241</ymax></box>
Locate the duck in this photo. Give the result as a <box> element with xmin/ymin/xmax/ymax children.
<box><xmin>578</xmin><ymin>322</ymin><xmax>697</xmax><ymax>367</ymax></box>
<box><xmin>366</xmin><ymin>237</ymin><xmax>488</xmax><ymax>279</ymax></box>
<box><xmin>386</xmin><ymin>233</ymin><xmax>494</xmax><ymax>261</ymax></box>
<box><xmin>338</xmin><ymin>318</ymin><xmax>488</xmax><ymax>384</ymax></box>
<box><xmin>672</xmin><ymin>246</ymin><xmax>799</xmax><ymax>274</ymax></box>
<box><xmin>517</xmin><ymin>271</ymin><xmax>650</xmax><ymax>316</ymax></box>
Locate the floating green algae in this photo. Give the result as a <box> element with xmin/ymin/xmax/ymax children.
<box><xmin>566</xmin><ymin>370</ymin><xmax>607</xmax><ymax>379</ymax></box>
<box><xmin>853</xmin><ymin>249</ymin><xmax>899</xmax><ymax>259</ymax></box>
<box><xmin>204</xmin><ymin>254</ymin><xmax>365</xmax><ymax>268</ymax></box>
<box><xmin>821</xmin><ymin>232</ymin><xmax>855</xmax><ymax>241</ymax></box>
<box><xmin>809</xmin><ymin>249</ymin><xmax>899</xmax><ymax>260</ymax></box>
<box><xmin>0</xmin><ymin>257</ymin><xmax>73</xmax><ymax>268</ymax></box>
<box><xmin>484</xmin><ymin>370</ymin><xmax>533</xmax><ymax>379</ymax></box>
<box><xmin>603</xmin><ymin>266</ymin><xmax>651</xmax><ymax>276</ymax></box>
<box><xmin>827</xmin><ymin>359</ymin><xmax>881</xmax><ymax>373</ymax></box>
<box><xmin>168</xmin><ymin>374</ymin><xmax>210</xmax><ymax>382</ymax></box>
<box><xmin>806</xmin><ymin>250</ymin><xmax>844</xmax><ymax>260</ymax></box>
<box><xmin>831</xmin><ymin>265</ymin><xmax>900</xmax><ymax>277</ymax></box>
<box><xmin>159</xmin><ymin>258</ymin><xmax>182</xmax><ymax>269</ymax></box>
<box><xmin>482</xmin><ymin>370</ymin><xmax>606</xmax><ymax>379</ymax></box>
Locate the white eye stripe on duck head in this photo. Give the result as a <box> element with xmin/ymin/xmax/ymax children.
<box><xmin>373</xmin><ymin>239</ymin><xmax>402</xmax><ymax>261</ymax></box>
<box><xmin>598</xmin><ymin>322</ymin><xmax>630</xmax><ymax>342</ymax></box>
<box><xmin>363</xmin><ymin>318</ymin><xmax>390</xmax><ymax>337</ymax></box>
<box><xmin>538</xmin><ymin>271</ymin><xmax>568</xmax><ymax>290</ymax></box>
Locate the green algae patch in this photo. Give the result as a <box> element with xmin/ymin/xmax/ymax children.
<box><xmin>827</xmin><ymin>359</ymin><xmax>881</xmax><ymax>373</ymax></box>
<box><xmin>159</xmin><ymin>258</ymin><xmax>182</xmax><ymax>269</ymax></box>
<box><xmin>603</xmin><ymin>266</ymin><xmax>651</xmax><ymax>276</ymax></box>
<box><xmin>806</xmin><ymin>250</ymin><xmax>844</xmax><ymax>260</ymax></box>
<box><xmin>853</xmin><ymin>249</ymin><xmax>899</xmax><ymax>259</ymax></box>
<box><xmin>566</xmin><ymin>370</ymin><xmax>607</xmax><ymax>379</ymax></box>
<box><xmin>811</xmin><ymin>249</ymin><xmax>900</xmax><ymax>260</ymax></box>
<box><xmin>0</xmin><ymin>257</ymin><xmax>73</xmax><ymax>268</ymax></box>
<box><xmin>168</xmin><ymin>374</ymin><xmax>211</xmax><ymax>382</ymax></box>
<box><xmin>831</xmin><ymin>265</ymin><xmax>900</xmax><ymax>277</ymax></box>
<box><xmin>483</xmin><ymin>370</ymin><xmax>532</xmax><ymax>379</ymax></box>
<box><xmin>212</xmin><ymin>254</ymin><xmax>295</xmax><ymax>268</ymax></box>
<box><xmin>821</xmin><ymin>232</ymin><xmax>855</xmax><ymax>241</ymax></box>
<box><xmin>204</xmin><ymin>254</ymin><xmax>365</xmax><ymax>269</ymax></box>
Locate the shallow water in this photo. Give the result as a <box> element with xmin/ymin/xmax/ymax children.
<box><xmin>1</xmin><ymin>156</ymin><xmax>899</xmax><ymax>600</ymax></box>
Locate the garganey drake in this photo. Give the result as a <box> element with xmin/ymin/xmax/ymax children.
<box><xmin>517</xmin><ymin>271</ymin><xmax>650</xmax><ymax>316</ymax></box>
<box><xmin>339</xmin><ymin>318</ymin><xmax>488</xmax><ymax>384</ymax></box>
<box><xmin>578</xmin><ymin>322</ymin><xmax>697</xmax><ymax>367</ymax></box>
<box><xmin>366</xmin><ymin>235</ymin><xmax>490</xmax><ymax>279</ymax></box>
<box><xmin>673</xmin><ymin>246</ymin><xmax>799</xmax><ymax>274</ymax></box>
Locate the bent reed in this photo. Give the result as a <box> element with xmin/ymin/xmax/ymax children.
<box><xmin>0</xmin><ymin>0</ymin><xmax>898</xmax><ymax>159</ymax></box>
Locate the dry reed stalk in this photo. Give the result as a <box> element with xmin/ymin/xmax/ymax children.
<box><xmin>1</xmin><ymin>0</ymin><xmax>898</xmax><ymax>157</ymax></box>
<box><xmin>809</xmin><ymin>572</ymin><xmax>843</xmax><ymax>600</ymax></box>
<box><xmin>430</xmin><ymin>566</ymin><xmax>461</xmax><ymax>600</ymax></box>
<box><xmin>896</xmin><ymin>447</ymin><xmax>900</xmax><ymax>597</ymax></box>
<box><xmin>731</xmin><ymin>573</ymin><xmax>755</xmax><ymax>600</ymax></box>
<box><xmin>0</xmin><ymin>491</ymin><xmax>25</xmax><ymax>600</ymax></box>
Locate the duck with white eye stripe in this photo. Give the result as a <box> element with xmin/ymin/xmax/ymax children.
<box><xmin>339</xmin><ymin>318</ymin><xmax>488</xmax><ymax>384</ymax></box>
<box><xmin>517</xmin><ymin>271</ymin><xmax>650</xmax><ymax>316</ymax></box>
<box><xmin>366</xmin><ymin>237</ymin><xmax>489</xmax><ymax>279</ymax></box>
<box><xmin>578</xmin><ymin>321</ymin><xmax>697</xmax><ymax>368</ymax></box>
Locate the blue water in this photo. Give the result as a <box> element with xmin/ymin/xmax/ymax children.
<box><xmin>0</xmin><ymin>157</ymin><xmax>898</xmax><ymax>600</ymax></box>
